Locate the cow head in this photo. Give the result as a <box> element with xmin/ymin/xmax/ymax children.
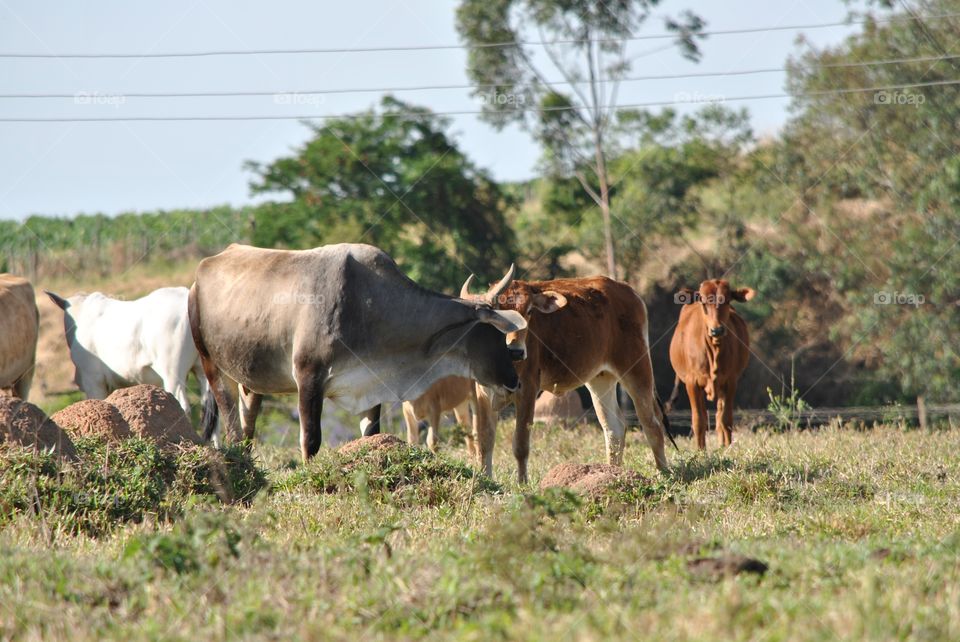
<box><xmin>426</xmin><ymin>265</ymin><xmax>528</xmax><ymax>393</ymax></box>
<box><xmin>677</xmin><ymin>280</ymin><xmax>755</xmax><ymax>346</ymax></box>
<box><xmin>460</xmin><ymin>310</ymin><xmax>526</xmax><ymax>392</ymax></box>
<box><xmin>460</xmin><ymin>268</ymin><xmax>568</xmax><ymax>361</ymax></box>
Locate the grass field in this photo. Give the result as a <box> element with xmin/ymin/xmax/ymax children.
<box><xmin>1</xmin><ymin>420</ymin><xmax>958</xmax><ymax>641</ymax></box>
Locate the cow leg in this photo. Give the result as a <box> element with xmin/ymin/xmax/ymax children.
<box><xmin>716</xmin><ymin>383</ymin><xmax>735</xmax><ymax>447</ymax></box>
<box><xmin>13</xmin><ymin>363</ymin><xmax>34</xmax><ymax>400</ymax></box>
<box><xmin>360</xmin><ymin>405</ymin><xmax>381</xmax><ymax>437</ymax></box>
<box><xmin>687</xmin><ymin>381</ymin><xmax>708</xmax><ymax>450</ymax></box>
<box><xmin>620</xmin><ymin>375</ymin><xmax>668</xmax><ymax>471</ymax></box>
<box><xmin>295</xmin><ymin>369</ymin><xmax>325</xmax><ymax>461</ymax></box>
<box><xmin>82</xmin><ymin>376</ymin><xmax>110</xmax><ymax>401</ymax></box>
<box><xmin>402</xmin><ymin>402</ymin><xmax>420</xmax><ymax>445</ymax></box>
<box><xmin>586</xmin><ymin>373</ymin><xmax>626</xmax><ymax>466</ymax></box>
<box><xmin>197</xmin><ymin>356</ymin><xmax>240</xmax><ymax>444</ymax></box>
<box><xmin>161</xmin><ymin>375</ymin><xmax>191</xmax><ymax>414</ymax></box>
<box><xmin>426</xmin><ymin>403</ymin><xmax>442</xmax><ymax>452</ymax></box>
<box><xmin>473</xmin><ymin>386</ymin><xmax>498</xmax><ymax>477</ymax></box>
<box><xmin>513</xmin><ymin>387</ymin><xmax>537</xmax><ymax>484</ymax></box>
<box><xmin>237</xmin><ymin>384</ymin><xmax>263</xmax><ymax>442</ymax></box>
<box><xmin>453</xmin><ymin>400</ymin><xmax>473</xmax><ymax>459</ymax></box>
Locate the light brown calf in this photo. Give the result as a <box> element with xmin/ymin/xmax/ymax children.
<box><xmin>403</xmin><ymin>375</ymin><xmax>474</xmax><ymax>451</ymax></box>
<box><xmin>402</xmin><ymin>376</ymin><xmax>500</xmax><ymax>475</ymax></box>
<box><xmin>667</xmin><ymin>279</ymin><xmax>755</xmax><ymax>449</ymax></box>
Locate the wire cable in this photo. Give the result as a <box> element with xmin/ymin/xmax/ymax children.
<box><xmin>0</xmin><ymin>78</ymin><xmax>954</xmax><ymax>122</ymax></box>
<box><xmin>0</xmin><ymin>12</ymin><xmax>956</xmax><ymax>59</ymax></box>
<box><xmin>2</xmin><ymin>53</ymin><xmax>957</xmax><ymax>100</ymax></box>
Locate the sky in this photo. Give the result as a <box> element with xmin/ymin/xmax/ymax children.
<box><xmin>0</xmin><ymin>0</ymin><xmax>871</xmax><ymax>220</ymax></box>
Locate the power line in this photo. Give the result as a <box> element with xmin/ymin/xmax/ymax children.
<box><xmin>0</xmin><ymin>12</ymin><xmax>957</xmax><ymax>59</ymax></box>
<box><xmin>0</xmin><ymin>78</ymin><xmax>954</xmax><ymax>123</ymax></box>
<box><xmin>3</xmin><ymin>53</ymin><xmax>958</xmax><ymax>100</ymax></box>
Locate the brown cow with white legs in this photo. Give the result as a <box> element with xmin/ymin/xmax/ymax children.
<box><xmin>667</xmin><ymin>279</ymin><xmax>755</xmax><ymax>449</ymax></box>
<box><xmin>0</xmin><ymin>275</ymin><xmax>39</xmax><ymax>399</ymax></box>
<box><xmin>462</xmin><ymin>274</ymin><xmax>671</xmax><ymax>483</ymax></box>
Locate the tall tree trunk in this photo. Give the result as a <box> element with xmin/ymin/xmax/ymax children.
<box><xmin>594</xmin><ymin>134</ymin><xmax>617</xmax><ymax>279</ymax></box>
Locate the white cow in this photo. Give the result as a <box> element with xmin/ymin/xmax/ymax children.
<box><xmin>46</xmin><ymin>286</ymin><xmax>210</xmax><ymax>415</ymax></box>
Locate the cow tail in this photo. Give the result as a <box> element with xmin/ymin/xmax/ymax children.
<box><xmin>188</xmin><ymin>283</ymin><xmax>221</xmax><ymax>443</ymax></box>
<box><xmin>656</xmin><ymin>392</ymin><xmax>680</xmax><ymax>452</ymax></box>
<box><xmin>200</xmin><ymin>381</ymin><xmax>219</xmax><ymax>443</ymax></box>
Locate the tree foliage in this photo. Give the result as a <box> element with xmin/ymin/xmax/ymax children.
<box><xmin>780</xmin><ymin>0</ymin><xmax>960</xmax><ymax>401</ymax></box>
<box><xmin>246</xmin><ymin>97</ymin><xmax>515</xmax><ymax>291</ymax></box>
<box><xmin>456</xmin><ymin>0</ymin><xmax>705</xmax><ymax>276</ymax></box>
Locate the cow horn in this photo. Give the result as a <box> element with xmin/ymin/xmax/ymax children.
<box><xmin>486</xmin><ymin>263</ymin><xmax>515</xmax><ymax>304</ymax></box>
<box><xmin>459</xmin><ymin>274</ymin><xmax>478</xmax><ymax>299</ymax></box>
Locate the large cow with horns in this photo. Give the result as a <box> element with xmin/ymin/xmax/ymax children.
<box><xmin>188</xmin><ymin>243</ymin><xmax>527</xmax><ymax>460</ymax></box>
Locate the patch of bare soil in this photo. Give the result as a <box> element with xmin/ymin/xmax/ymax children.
<box><xmin>0</xmin><ymin>395</ymin><xmax>78</xmax><ymax>460</ymax></box>
<box><xmin>105</xmin><ymin>385</ymin><xmax>201</xmax><ymax>447</ymax></box>
<box><xmin>687</xmin><ymin>554</ymin><xmax>768</xmax><ymax>579</ymax></box>
<box><xmin>51</xmin><ymin>399</ymin><xmax>133</xmax><ymax>441</ymax></box>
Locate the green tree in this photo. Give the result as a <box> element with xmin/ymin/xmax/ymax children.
<box><xmin>245</xmin><ymin>97</ymin><xmax>516</xmax><ymax>291</ymax></box>
<box><xmin>455</xmin><ymin>0</ymin><xmax>705</xmax><ymax>278</ymax></box>
<box><xmin>783</xmin><ymin>0</ymin><xmax>960</xmax><ymax>403</ymax></box>
<box><xmin>606</xmin><ymin>105</ymin><xmax>753</xmax><ymax>280</ymax></box>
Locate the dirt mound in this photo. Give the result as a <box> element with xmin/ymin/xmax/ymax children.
<box><xmin>540</xmin><ymin>462</ymin><xmax>648</xmax><ymax>498</ymax></box>
<box><xmin>534</xmin><ymin>390</ymin><xmax>586</xmax><ymax>424</ymax></box>
<box><xmin>337</xmin><ymin>433</ymin><xmax>407</xmax><ymax>460</ymax></box>
<box><xmin>105</xmin><ymin>385</ymin><xmax>202</xmax><ymax>447</ymax></box>
<box><xmin>687</xmin><ymin>554</ymin><xmax>768</xmax><ymax>579</ymax></box>
<box><xmin>0</xmin><ymin>396</ymin><xmax>78</xmax><ymax>460</ymax></box>
<box><xmin>51</xmin><ymin>399</ymin><xmax>133</xmax><ymax>441</ymax></box>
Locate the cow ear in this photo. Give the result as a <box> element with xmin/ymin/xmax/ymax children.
<box><xmin>676</xmin><ymin>288</ymin><xmax>699</xmax><ymax>305</ymax></box>
<box><xmin>732</xmin><ymin>287</ymin><xmax>756</xmax><ymax>302</ymax></box>
<box><xmin>476</xmin><ymin>308</ymin><xmax>527</xmax><ymax>334</ymax></box>
<box><xmin>531</xmin><ymin>290</ymin><xmax>567</xmax><ymax>314</ymax></box>
<box><xmin>45</xmin><ymin>290</ymin><xmax>70</xmax><ymax>310</ymax></box>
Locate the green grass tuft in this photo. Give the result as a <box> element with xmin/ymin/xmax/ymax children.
<box><xmin>0</xmin><ymin>437</ymin><xmax>268</xmax><ymax>537</ymax></box>
<box><xmin>275</xmin><ymin>441</ymin><xmax>501</xmax><ymax>506</ymax></box>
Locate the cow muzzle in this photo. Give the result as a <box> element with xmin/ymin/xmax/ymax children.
<box><xmin>508</xmin><ymin>346</ymin><xmax>527</xmax><ymax>361</ymax></box>
<box><xmin>708</xmin><ymin>325</ymin><xmax>727</xmax><ymax>338</ymax></box>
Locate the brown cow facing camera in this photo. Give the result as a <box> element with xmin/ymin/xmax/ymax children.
<box><xmin>667</xmin><ymin>279</ymin><xmax>755</xmax><ymax>449</ymax></box>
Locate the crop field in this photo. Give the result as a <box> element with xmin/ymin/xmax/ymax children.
<box><xmin>1</xmin><ymin>420</ymin><xmax>957</xmax><ymax>641</ymax></box>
